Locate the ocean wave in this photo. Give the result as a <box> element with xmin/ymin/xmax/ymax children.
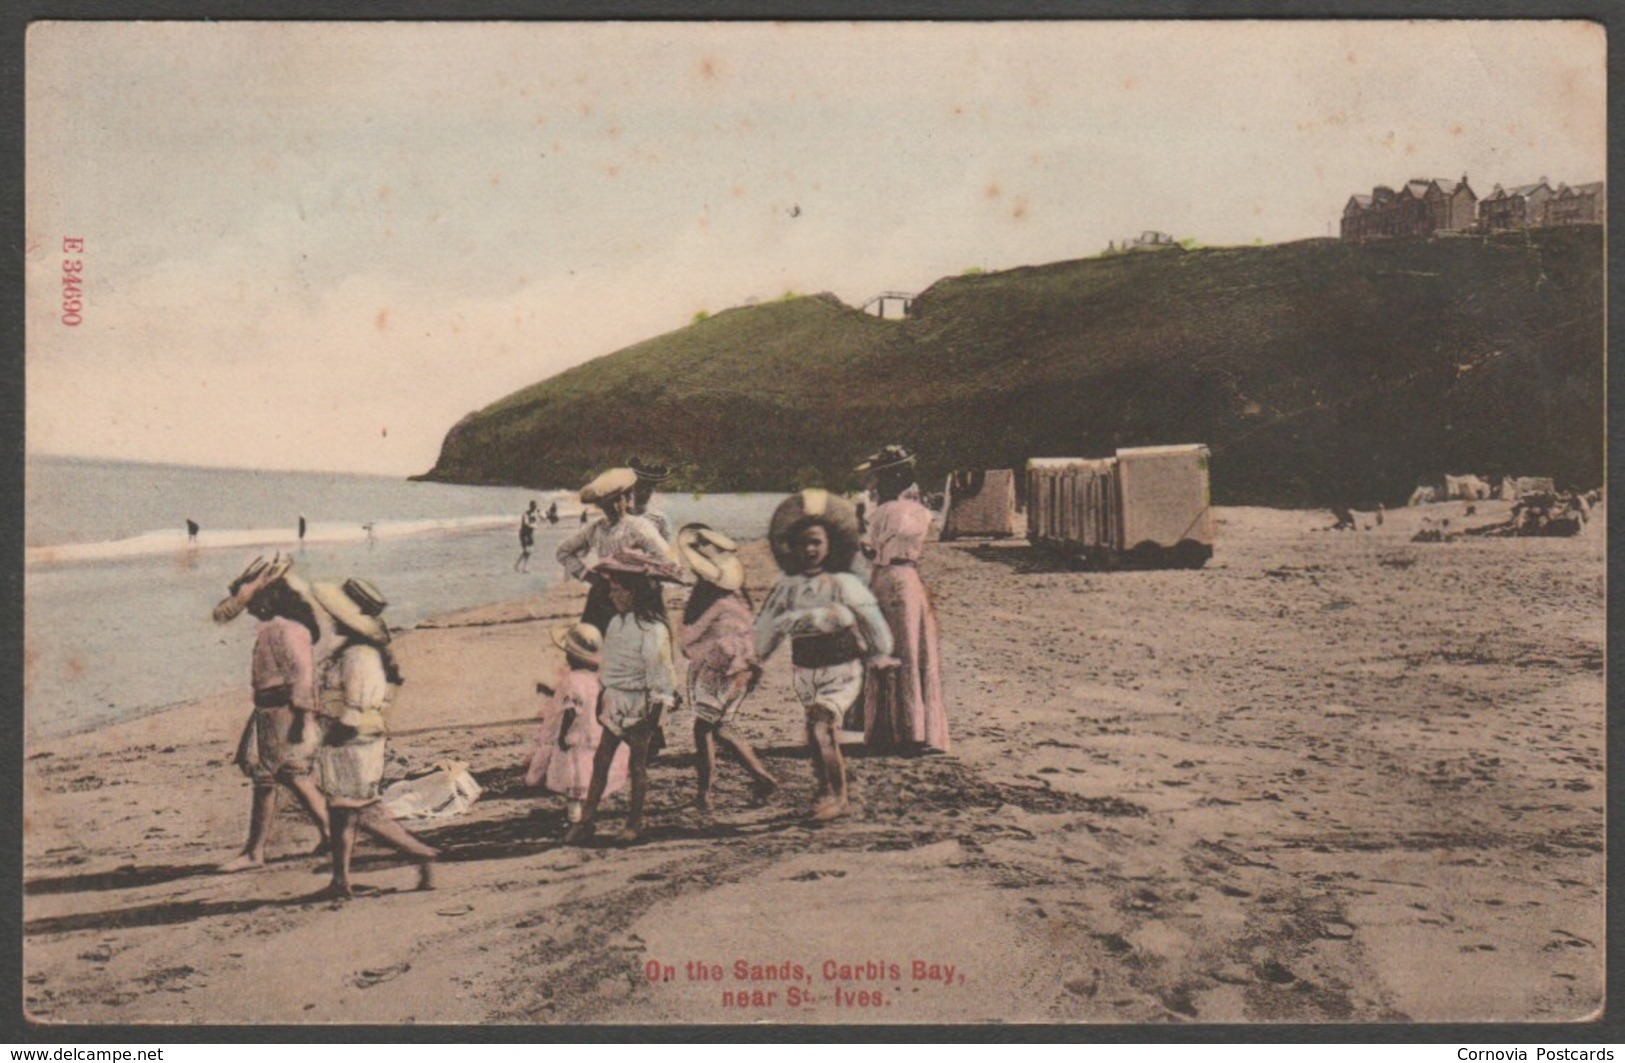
<box><xmin>24</xmin><ymin>513</ymin><xmax>583</xmax><ymax>567</ymax></box>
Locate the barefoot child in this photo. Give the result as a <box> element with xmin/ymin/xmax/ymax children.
<box><xmin>563</xmin><ymin>549</ymin><xmax>685</xmax><ymax>845</ymax></box>
<box><xmin>212</xmin><ymin>555</ymin><xmax>332</xmax><ymax>871</ymax></box>
<box><xmin>755</xmin><ymin>490</ymin><xmax>896</xmax><ymax>822</ymax></box>
<box><xmin>526</xmin><ymin>623</ymin><xmax>628</xmax><ymax>824</ymax></box>
<box><xmin>310</xmin><ymin>578</ymin><xmax>439</xmax><ymax>898</ymax></box>
<box><xmin>676</xmin><ymin>524</ymin><xmax>778</xmax><ymax>810</ymax></box>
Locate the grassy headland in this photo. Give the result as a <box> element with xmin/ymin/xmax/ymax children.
<box><xmin>422</xmin><ymin>229</ymin><xmax>1602</xmax><ymax>506</ymax></box>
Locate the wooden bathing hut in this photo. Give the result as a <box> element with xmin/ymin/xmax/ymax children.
<box><xmin>940</xmin><ymin>469</ymin><xmax>1021</xmax><ymax>541</ymax></box>
<box><xmin>1026</xmin><ymin>444</ymin><xmax>1214</xmax><ymax>568</ymax></box>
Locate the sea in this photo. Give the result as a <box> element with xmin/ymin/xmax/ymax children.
<box><xmin>24</xmin><ymin>455</ymin><xmax>781</xmax><ymax>742</ymax></box>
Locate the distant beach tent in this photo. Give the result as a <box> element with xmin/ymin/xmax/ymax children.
<box><xmin>939</xmin><ymin>469</ymin><xmax>1021</xmax><ymax>541</ymax></box>
<box><xmin>1026</xmin><ymin>445</ymin><xmax>1214</xmax><ymax>569</ymax></box>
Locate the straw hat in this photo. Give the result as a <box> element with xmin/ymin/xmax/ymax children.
<box><xmin>628</xmin><ymin>457</ymin><xmax>671</xmax><ymax>483</ymax></box>
<box><xmin>550</xmin><ymin>622</ymin><xmax>603</xmax><ymax>666</ymax></box>
<box><xmin>212</xmin><ymin>553</ymin><xmax>294</xmax><ymax>624</ymax></box>
<box><xmin>676</xmin><ymin>523</ymin><xmax>745</xmax><ymax>591</ymax></box>
<box><xmin>855</xmin><ymin>444</ymin><xmax>917</xmax><ymax>476</ymax></box>
<box><xmin>311</xmin><ymin>578</ymin><xmax>390</xmax><ymax>644</ymax></box>
<box><xmin>580</xmin><ymin>467</ymin><xmax>638</xmax><ymax>505</ymax></box>
<box><xmin>768</xmin><ymin>489</ymin><xmax>861</xmax><ymax>574</ymax></box>
<box><xmin>589</xmin><ymin>547</ymin><xmax>688</xmax><ymax>584</ymax></box>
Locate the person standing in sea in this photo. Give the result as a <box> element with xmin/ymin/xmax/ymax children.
<box><xmin>856</xmin><ymin>445</ymin><xmax>949</xmax><ymax>756</ymax></box>
<box><xmin>516</xmin><ymin>500</ymin><xmax>540</xmax><ymax>573</ymax></box>
<box><xmin>211</xmin><ymin>555</ymin><xmax>333</xmax><ymax>871</ymax></box>
<box><xmin>555</xmin><ymin>467</ymin><xmax>673</xmax><ymax>636</ymax></box>
<box><xmin>627</xmin><ymin>457</ymin><xmax>673</xmax><ymax>541</ymax></box>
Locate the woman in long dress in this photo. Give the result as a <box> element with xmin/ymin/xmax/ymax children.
<box><xmin>857</xmin><ymin>446</ymin><xmax>949</xmax><ymax>755</ymax></box>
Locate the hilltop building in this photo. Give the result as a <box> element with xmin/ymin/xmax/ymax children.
<box><xmin>1479</xmin><ymin>180</ymin><xmax>1554</xmax><ymax>231</ymax></box>
<box><xmin>1340</xmin><ymin>176</ymin><xmax>1478</xmax><ymax>241</ymax></box>
<box><xmin>1544</xmin><ymin>181</ymin><xmax>1606</xmax><ymax>227</ymax></box>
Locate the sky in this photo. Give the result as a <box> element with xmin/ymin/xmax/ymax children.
<box><xmin>25</xmin><ymin>21</ymin><xmax>1606</xmax><ymax>476</ymax></box>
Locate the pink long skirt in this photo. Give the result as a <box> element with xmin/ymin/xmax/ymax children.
<box><xmin>863</xmin><ymin>564</ymin><xmax>949</xmax><ymax>753</ymax></box>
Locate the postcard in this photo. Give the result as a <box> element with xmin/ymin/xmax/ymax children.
<box><xmin>21</xmin><ymin>20</ymin><xmax>1606</xmax><ymax>1026</ymax></box>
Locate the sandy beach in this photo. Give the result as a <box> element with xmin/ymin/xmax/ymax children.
<box><xmin>22</xmin><ymin>503</ymin><xmax>1605</xmax><ymax>1026</ymax></box>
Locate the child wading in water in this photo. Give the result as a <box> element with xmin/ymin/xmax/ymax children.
<box><xmin>675</xmin><ymin>524</ymin><xmax>778</xmax><ymax>810</ymax></box>
<box><xmin>563</xmin><ymin>549</ymin><xmax>684</xmax><ymax>845</ymax></box>
<box><xmin>526</xmin><ymin>622</ymin><xmax>628</xmax><ymax>824</ymax></box>
<box><xmin>756</xmin><ymin>490</ymin><xmax>896</xmax><ymax>822</ymax></box>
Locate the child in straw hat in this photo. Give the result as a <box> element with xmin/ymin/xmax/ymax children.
<box><xmin>555</xmin><ymin>467</ymin><xmax>673</xmax><ymax>636</ymax></box>
<box><xmin>213</xmin><ymin>554</ymin><xmax>333</xmax><ymax>872</ymax></box>
<box><xmin>755</xmin><ymin>491</ymin><xmax>897</xmax><ymax>822</ymax></box>
<box><xmin>526</xmin><ymin>622</ymin><xmax>628</xmax><ymax>825</ymax></box>
<box><xmin>676</xmin><ymin>524</ymin><xmax>778</xmax><ymax>811</ymax></box>
<box><xmin>564</xmin><ymin>549</ymin><xmax>685</xmax><ymax>845</ymax></box>
<box><xmin>309</xmin><ymin>578</ymin><xmax>439</xmax><ymax>898</ymax></box>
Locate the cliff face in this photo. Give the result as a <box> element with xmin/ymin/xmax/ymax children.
<box><xmin>422</xmin><ymin>229</ymin><xmax>1603</xmax><ymax>506</ymax></box>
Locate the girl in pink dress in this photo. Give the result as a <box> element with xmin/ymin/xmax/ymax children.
<box><xmin>857</xmin><ymin>446</ymin><xmax>949</xmax><ymax>755</ymax></box>
<box><xmin>675</xmin><ymin>524</ymin><xmax>778</xmax><ymax>811</ymax></box>
<box><xmin>526</xmin><ymin>623</ymin><xmax>628</xmax><ymax>824</ymax></box>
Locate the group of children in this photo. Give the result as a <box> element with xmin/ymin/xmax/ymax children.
<box><xmin>530</xmin><ymin>447</ymin><xmax>947</xmax><ymax>843</ymax></box>
<box><xmin>212</xmin><ymin>556</ymin><xmax>438</xmax><ymax>899</ymax></box>
<box><xmin>207</xmin><ymin>447</ymin><xmax>946</xmax><ymax>896</ymax></box>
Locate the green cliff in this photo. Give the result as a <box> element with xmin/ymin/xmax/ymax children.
<box><xmin>422</xmin><ymin>228</ymin><xmax>1603</xmax><ymax>506</ymax></box>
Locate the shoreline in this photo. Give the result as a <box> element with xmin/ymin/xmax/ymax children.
<box><xmin>23</xmin><ymin>504</ymin><xmax>1605</xmax><ymax>1024</ymax></box>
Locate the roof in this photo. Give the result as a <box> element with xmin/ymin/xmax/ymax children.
<box><xmin>1026</xmin><ymin>457</ymin><xmax>1114</xmax><ymax>471</ymax></box>
<box><xmin>1116</xmin><ymin>444</ymin><xmax>1211</xmax><ymax>460</ymax></box>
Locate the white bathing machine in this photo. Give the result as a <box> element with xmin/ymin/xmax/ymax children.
<box><xmin>1026</xmin><ymin>444</ymin><xmax>1214</xmax><ymax>568</ymax></box>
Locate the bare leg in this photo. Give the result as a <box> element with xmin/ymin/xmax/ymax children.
<box><xmin>355</xmin><ymin>805</ymin><xmax>439</xmax><ymax>890</ymax></box>
<box><xmin>715</xmin><ymin>724</ymin><xmax>778</xmax><ymax>792</ymax></box>
<box><xmin>220</xmin><ymin>784</ymin><xmax>278</xmax><ymax>871</ymax></box>
<box><xmin>694</xmin><ymin>719</ymin><xmax>716</xmax><ymax>809</ymax></box>
<box><xmin>325</xmin><ymin>807</ymin><xmax>357</xmax><ymax>897</ymax></box>
<box><xmin>356</xmin><ymin>805</ymin><xmax>439</xmax><ymax>860</ymax></box>
<box><xmin>565</xmin><ymin>731</ymin><xmax>623</xmax><ymax>843</ymax></box>
<box><xmin>281</xmin><ymin>773</ymin><xmax>333</xmax><ymax>852</ymax></box>
<box><xmin>810</xmin><ymin>711</ymin><xmax>848</xmax><ymax>821</ymax></box>
<box><xmin>620</xmin><ymin>725</ymin><xmax>654</xmax><ymax>843</ymax></box>
<box><xmin>805</xmin><ymin>711</ymin><xmax>830</xmax><ymax>801</ymax></box>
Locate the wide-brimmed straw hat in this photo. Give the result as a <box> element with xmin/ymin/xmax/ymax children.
<box><xmin>676</xmin><ymin>523</ymin><xmax>745</xmax><ymax>591</ymax></box>
<box><xmin>855</xmin><ymin>444</ymin><xmax>917</xmax><ymax>475</ymax></box>
<box><xmin>589</xmin><ymin>547</ymin><xmax>688</xmax><ymax>584</ymax></box>
<box><xmin>550</xmin><ymin>622</ymin><xmax>603</xmax><ymax>667</ymax></box>
<box><xmin>768</xmin><ymin>489</ymin><xmax>861</xmax><ymax>574</ymax></box>
<box><xmin>212</xmin><ymin>553</ymin><xmax>295</xmax><ymax>624</ymax></box>
<box><xmin>628</xmin><ymin>457</ymin><xmax>671</xmax><ymax>483</ymax></box>
<box><xmin>311</xmin><ymin>578</ymin><xmax>390</xmax><ymax>644</ymax></box>
<box><xmin>579</xmin><ymin>467</ymin><xmax>638</xmax><ymax>505</ymax></box>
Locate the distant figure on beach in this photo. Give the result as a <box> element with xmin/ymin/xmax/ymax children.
<box><xmin>555</xmin><ymin>467</ymin><xmax>673</xmax><ymax>636</ymax></box>
<box><xmin>628</xmin><ymin>457</ymin><xmax>672</xmax><ymax>541</ymax></box>
<box><xmin>546</xmin><ymin>501</ymin><xmax>559</xmax><ymax>525</ymax></box>
<box><xmin>677</xmin><ymin>524</ymin><xmax>778</xmax><ymax>811</ymax></box>
<box><xmin>309</xmin><ymin>578</ymin><xmax>439</xmax><ymax>898</ymax></box>
<box><xmin>516</xmin><ymin>501</ymin><xmax>540</xmax><ymax>573</ymax></box>
<box><xmin>186</xmin><ymin>519</ymin><xmax>199</xmax><ymax>544</ymax></box>
<box><xmin>211</xmin><ymin>555</ymin><xmax>332</xmax><ymax>872</ymax></box>
<box><xmin>756</xmin><ymin>490</ymin><xmax>895</xmax><ymax>822</ymax></box>
<box><xmin>298</xmin><ymin>514</ymin><xmax>307</xmax><ymax>547</ymax></box>
<box><xmin>363</xmin><ymin>522</ymin><xmax>377</xmax><ymax>547</ymax></box>
<box><xmin>563</xmin><ymin>550</ymin><xmax>685</xmax><ymax>846</ymax></box>
<box><xmin>526</xmin><ymin>622</ymin><xmax>627</xmax><ymax>826</ymax></box>
<box><xmin>856</xmin><ymin>446</ymin><xmax>949</xmax><ymax>755</ymax></box>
